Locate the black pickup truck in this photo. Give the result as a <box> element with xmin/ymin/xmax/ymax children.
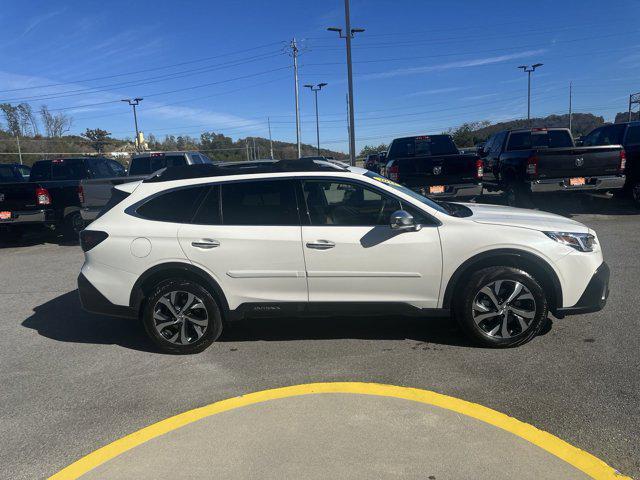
<box><xmin>383</xmin><ymin>134</ymin><xmax>482</xmax><ymax>198</ymax></box>
<box><xmin>0</xmin><ymin>157</ymin><xmax>125</xmax><ymax>239</ymax></box>
<box><xmin>480</xmin><ymin>128</ymin><xmax>625</xmax><ymax>206</ymax></box>
<box><xmin>581</xmin><ymin>121</ymin><xmax>640</xmax><ymax>207</ymax></box>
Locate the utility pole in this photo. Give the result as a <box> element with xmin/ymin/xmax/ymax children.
<box><xmin>268</xmin><ymin>117</ymin><xmax>274</xmax><ymax>159</ymax></box>
<box><xmin>569</xmin><ymin>82</ymin><xmax>573</xmax><ymax>134</ymax></box>
<box><xmin>16</xmin><ymin>135</ymin><xmax>23</xmax><ymax>165</ymax></box>
<box><xmin>328</xmin><ymin>1</ymin><xmax>365</xmax><ymax>166</ymax></box>
<box><xmin>252</xmin><ymin>137</ymin><xmax>257</xmax><ymax>160</ymax></box>
<box><xmin>290</xmin><ymin>38</ymin><xmax>302</xmax><ymax>158</ymax></box>
<box><xmin>245</xmin><ymin>139</ymin><xmax>250</xmax><ymax>161</ymax></box>
<box><xmin>122</xmin><ymin>98</ymin><xmax>143</xmax><ymax>151</ymax></box>
<box><xmin>517</xmin><ymin>64</ymin><xmax>543</xmax><ymax>124</ymax></box>
<box><xmin>304</xmin><ymin>83</ymin><xmax>328</xmax><ymax>156</ymax></box>
<box><xmin>629</xmin><ymin>92</ymin><xmax>640</xmax><ymax>122</ymax></box>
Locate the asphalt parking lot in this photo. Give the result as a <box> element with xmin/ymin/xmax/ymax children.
<box><xmin>1</xmin><ymin>193</ymin><xmax>639</xmax><ymax>479</ymax></box>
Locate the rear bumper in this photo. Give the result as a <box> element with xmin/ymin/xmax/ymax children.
<box><xmin>0</xmin><ymin>209</ymin><xmax>53</xmax><ymax>225</ymax></box>
<box><xmin>530</xmin><ymin>175</ymin><xmax>625</xmax><ymax>193</ymax></box>
<box><xmin>413</xmin><ymin>183</ymin><xmax>482</xmax><ymax>198</ymax></box>
<box><xmin>555</xmin><ymin>262</ymin><xmax>610</xmax><ymax>317</ymax></box>
<box><xmin>78</xmin><ymin>272</ymin><xmax>137</xmax><ymax>318</ymax></box>
<box><xmin>80</xmin><ymin>207</ymin><xmax>100</xmax><ymax>222</ymax></box>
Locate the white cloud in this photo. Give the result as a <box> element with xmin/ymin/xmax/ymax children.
<box><xmin>403</xmin><ymin>87</ymin><xmax>465</xmax><ymax>98</ymax></box>
<box><xmin>21</xmin><ymin>9</ymin><xmax>66</xmax><ymax>38</ymax></box>
<box><xmin>359</xmin><ymin>49</ymin><xmax>547</xmax><ymax>81</ymax></box>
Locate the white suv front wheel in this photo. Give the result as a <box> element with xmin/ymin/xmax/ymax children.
<box><xmin>455</xmin><ymin>266</ymin><xmax>548</xmax><ymax>348</ymax></box>
<box><xmin>143</xmin><ymin>278</ymin><xmax>223</xmax><ymax>354</ymax></box>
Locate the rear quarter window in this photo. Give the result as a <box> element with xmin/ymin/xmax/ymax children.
<box><xmin>136</xmin><ymin>186</ymin><xmax>208</xmax><ymax>223</ymax></box>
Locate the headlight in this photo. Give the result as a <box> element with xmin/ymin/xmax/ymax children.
<box><xmin>543</xmin><ymin>231</ymin><xmax>596</xmax><ymax>252</ymax></box>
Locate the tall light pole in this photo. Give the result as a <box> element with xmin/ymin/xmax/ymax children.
<box><xmin>290</xmin><ymin>38</ymin><xmax>302</xmax><ymax>158</ymax></box>
<box><xmin>304</xmin><ymin>83</ymin><xmax>328</xmax><ymax>156</ymax></box>
<box><xmin>517</xmin><ymin>63</ymin><xmax>543</xmax><ymax>123</ymax></box>
<box><xmin>568</xmin><ymin>81</ymin><xmax>573</xmax><ymax>134</ymax></box>
<box><xmin>328</xmin><ymin>0</ymin><xmax>364</xmax><ymax>166</ymax></box>
<box><xmin>122</xmin><ymin>98</ymin><xmax>143</xmax><ymax>151</ymax></box>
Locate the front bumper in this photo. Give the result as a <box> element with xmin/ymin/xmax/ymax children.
<box><xmin>0</xmin><ymin>209</ymin><xmax>52</xmax><ymax>225</ymax></box>
<box><xmin>555</xmin><ymin>262</ymin><xmax>610</xmax><ymax>317</ymax></box>
<box><xmin>414</xmin><ymin>183</ymin><xmax>482</xmax><ymax>198</ymax></box>
<box><xmin>78</xmin><ymin>272</ymin><xmax>137</xmax><ymax>318</ymax></box>
<box><xmin>530</xmin><ymin>175</ymin><xmax>625</xmax><ymax>193</ymax></box>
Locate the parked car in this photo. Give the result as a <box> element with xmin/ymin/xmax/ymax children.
<box><xmin>580</xmin><ymin>121</ymin><xmax>640</xmax><ymax>206</ymax></box>
<box><xmin>480</xmin><ymin>128</ymin><xmax>625</xmax><ymax>206</ymax></box>
<box><xmin>0</xmin><ymin>157</ymin><xmax>125</xmax><ymax>239</ymax></box>
<box><xmin>78</xmin><ymin>159</ymin><xmax>608</xmax><ymax>354</ymax></box>
<box><xmin>364</xmin><ymin>153</ymin><xmax>382</xmax><ymax>173</ymax></box>
<box><xmin>383</xmin><ymin>134</ymin><xmax>482</xmax><ymax>199</ymax></box>
<box><xmin>80</xmin><ymin>151</ymin><xmax>215</xmax><ymax>222</ymax></box>
<box><xmin>0</xmin><ymin>163</ymin><xmax>31</xmax><ymax>183</ymax></box>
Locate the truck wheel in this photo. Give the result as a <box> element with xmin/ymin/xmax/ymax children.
<box><xmin>454</xmin><ymin>266</ymin><xmax>548</xmax><ymax>348</ymax></box>
<box><xmin>505</xmin><ymin>183</ymin><xmax>533</xmax><ymax>208</ymax></box>
<box><xmin>142</xmin><ymin>278</ymin><xmax>223</xmax><ymax>354</ymax></box>
<box><xmin>63</xmin><ymin>211</ymin><xmax>84</xmax><ymax>240</ymax></box>
<box><xmin>632</xmin><ymin>181</ymin><xmax>640</xmax><ymax>209</ymax></box>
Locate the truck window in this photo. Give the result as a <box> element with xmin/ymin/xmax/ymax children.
<box><xmin>491</xmin><ymin>132</ymin><xmax>507</xmax><ymax>154</ymax></box>
<box><xmin>87</xmin><ymin>158</ymin><xmax>112</xmax><ymax>178</ymax></box>
<box><xmin>0</xmin><ymin>165</ymin><xmax>18</xmax><ymax>182</ymax></box>
<box><xmin>108</xmin><ymin>160</ymin><xmax>126</xmax><ymax>176</ymax></box>
<box><xmin>129</xmin><ymin>157</ymin><xmax>151</xmax><ymax>175</ymax></box>
<box><xmin>30</xmin><ymin>161</ymin><xmax>51</xmax><ymax>181</ymax></box>
<box><xmin>51</xmin><ymin>159</ymin><xmax>86</xmax><ymax>180</ymax></box>
<box><xmin>626</xmin><ymin>125</ymin><xmax>640</xmax><ymax>145</ymax></box>
<box><xmin>507</xmin><ymin>130</ymin><xmax>573</xmax><ymax>150</ymax></box>
<box><xmin>388</xmin><ymin>136</ymin><xmax>457</xmax><ymax>157</ymax></box>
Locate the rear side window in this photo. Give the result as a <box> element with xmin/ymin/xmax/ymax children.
<box><xmin>51</xmin><ymin>159</ymin><xmax>86</xmax><ymax>180</ymax></box>
<box><xmin>192</xmin><ymin>186</ymin><xmax>221</xmax><ymax>225</ymax></box>
<box><xmin>136</xmin><ymin>186</ymin><xmax>208</xmax><ymax>223</ymax></box>
<box><xmin>626</xmin><ymin>126</ymin><xmax>640</xmax><ymax>145</ymax></box>
<box><xmin>29</xmin><ymin>161</ymin><xmax>51</xmax><ymax>181</ymax></box>
<box><xmin>129</xmin><ymin>157</ymin><xmax>151</xmax><ymax>175</ymax></box>
<box><xmin>221</xmin><ymin>180</ymin><xmax>298</xmax><ymax>226</ymax></box>
<box><xmin>163</xmin><ymin>155</ymin><xmax>187</xmax><ymax>168</ymax></box>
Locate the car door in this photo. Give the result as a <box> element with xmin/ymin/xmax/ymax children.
<box><xmin>300</xmin><ymin>178</ymin><xmax>442</xmax><ymax>308</ymax></box>
<box><xmin>178</xmin><ymin>179</ymin><xmax>308</xmax><ymax>310</ymax></box>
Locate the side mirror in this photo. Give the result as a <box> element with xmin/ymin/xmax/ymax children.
<box><xmin>390</xmin><ymin>210</ymin><xmax>421</xmax><ymax>232</ymax></box>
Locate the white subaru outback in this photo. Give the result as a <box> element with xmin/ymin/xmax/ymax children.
<box><xmin>78</xmin><ymin>160</ymin><xmax>609</xmax><ymax>354</ymax></box>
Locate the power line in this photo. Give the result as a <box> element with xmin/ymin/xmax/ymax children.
<box><xmin>0</xmin><ymin>40</ymin><xmax>288</xmax><ymax>94</ymax></box>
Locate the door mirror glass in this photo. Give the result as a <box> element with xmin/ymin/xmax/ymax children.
<box><xmin>390</xmin><ymin>210</ymin><xmax>421</xmax><ymax>231</ymax></box>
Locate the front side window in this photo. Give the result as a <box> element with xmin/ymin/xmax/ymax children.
<box><xmin>221</xmin><ymin>180</ymin><xmax>298</xmax><ymax>226</ymax></box>
<box><xmin>582</xmin><ymin>128</ymin><xmax>602</xmax><ymax>147</ymax></box>
<box><xmin>303</xmin><ymin>180</ymin><xmax>402</xmax><ymax>226</ymax></box>
<box><xmin>87</xmin><ymin>158</ymin><xmax>112</xmax><ymax>178</ymax></box>
<box><xmin>136</xmin><ymin>186</ymin><xmax>208</xmax><ymax>223</ymax></box>
<box><xmin>109</xmin><ymin>160</ymin><xmax>126</xmax><ymax>176</ymax></box>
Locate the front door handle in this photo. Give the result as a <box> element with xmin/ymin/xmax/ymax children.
<box><xmin>306</xmin><ymin>240</ymin><xmax>335</xmax><ymax>250</ymax></box>
<box><xmin>191</xmin><ymin>239</ymin><xmax>220</xmax><ymax>249</ymax></box>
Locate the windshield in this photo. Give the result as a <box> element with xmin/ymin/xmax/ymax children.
<box><xmin>364</xmin><ymin>171</ymin><xmax>451</xmax><ymax>215</ymax></box>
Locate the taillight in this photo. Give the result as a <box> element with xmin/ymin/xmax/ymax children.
<box><xmin>80</xmin><ymin>230</ymin><xmax>109</xmax><ymax>252</ymax></box>
<box><xmin>77</xmin><ymin>185</ymin><xmax>85</xmax><ymax>204</ymax></box>
<box><xmin>36</xmin><ymin>186</ymin><xmax>51</xmax><ymax>206</ymax></box>
<box><xmin>526</xmin><ymin>155</ymin><xmax>538</xmax><ymax>177</ymax></box>
<box><xmin>475</xmin><ymin>159</ymin><xmax>484</xmax><ymax>179</ymax></box>
<box><xmin>619</xmin><ymin>149</ymin><xmax>626</xmax><ymax>173</ymax></box>
<box><xmin>388</xmin><ymin>163</ymin><xmax>399</xmax><ymax>182</ymax></box>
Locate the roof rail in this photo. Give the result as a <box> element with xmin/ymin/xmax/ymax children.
<box><xmin>143</xmin><ymin>158</ymin><xmax>347</xmax><ymax>183</ymax></box>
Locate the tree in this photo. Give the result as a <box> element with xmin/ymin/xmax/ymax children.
<box><xmin>446</xmin><ymin>121</ymin><xmax>492</xmax><ymax>147</ymax></box>
<box><xmin>82</xmin><ymin>128</ymin><xmax>112</xmax><ymax>153</ymax></box>
<box><xmin>359</xmin><ymin>143</ymin><xmax>388</xmax><ymax>157</ymax></box>
<box><xmin>0</xmin><ymin>103</ymin><xmax>21</xmax><ymax>136</ymax></box>
<box><xmin>40</xmin><ymin>105</ymin><xmax>72</xmax><ymax>137</ymax></box>
<box><xmin>16</xmin><ymin>103</ymin><xmax>38</xmax><ymax>136</ymax></box>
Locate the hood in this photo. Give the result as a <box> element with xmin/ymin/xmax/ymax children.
<box><xmin>461</xmin><ymin>202</ymin><xmax>589</xmax><ymax>233</ymax></box>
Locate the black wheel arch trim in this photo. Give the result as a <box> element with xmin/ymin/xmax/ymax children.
<box><xmin>129</xmin><ymin>262</ymin><xmax>230</xmax><ymax>317</ymax></box>
<box><xmin>442</xmin><ymin>248</ymin><xmax>563</xmax><ymax>313</ymax></box>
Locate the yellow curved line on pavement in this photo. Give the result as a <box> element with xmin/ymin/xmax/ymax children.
<box><xmin>49</xmin><ymin>382</ymin><xmax>631</xmax><ymax>480</ymax></box>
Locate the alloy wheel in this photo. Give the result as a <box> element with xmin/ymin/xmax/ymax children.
<box><xmin>153</xmin><ymin>291</ymin><xmax>209</xmax><ymax>345</ymax></box>
<box><xmin>472</xmin><ymin>280</ymin><xmax>536</xmax><ymax>338</ymax></box>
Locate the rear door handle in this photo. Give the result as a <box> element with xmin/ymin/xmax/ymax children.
<box><xmin>306</xmin><ymin>240</ymin><xmax>335</xmax><ymax>250</ymax></box>
<box><xmin>191</xmin><ymin>239</ymin><xmax>220</xmax><ymax>249</ymax></box>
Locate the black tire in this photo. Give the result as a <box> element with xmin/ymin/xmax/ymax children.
<box><xmin>454</xmin><ymin>266</ymin><xmax>548</xmax><ymax>348</ymax></box>
<box><xmin>63</xmin><ymin>211</ymin><xmax>84</xmax><ymax>240</ymax></box>
<box><xmin>631</xmin><ymin>181</ymin><xmax>640</xmax><ymax>209</ymax></box>
<box><xmin>504</xmin><ymin>183</ymin><xmax>533</xmax><ymax>208</ymax></box>
<box><xmin>143</xmin><ymin>278</ymin><xmax>223</xmax><ymax>354</ymax></box>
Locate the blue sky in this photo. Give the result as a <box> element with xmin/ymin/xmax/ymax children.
<box><xmin>1</xmin><ymin>0</ymin><xmax>639</xmax><ymax>153</ymax></box>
